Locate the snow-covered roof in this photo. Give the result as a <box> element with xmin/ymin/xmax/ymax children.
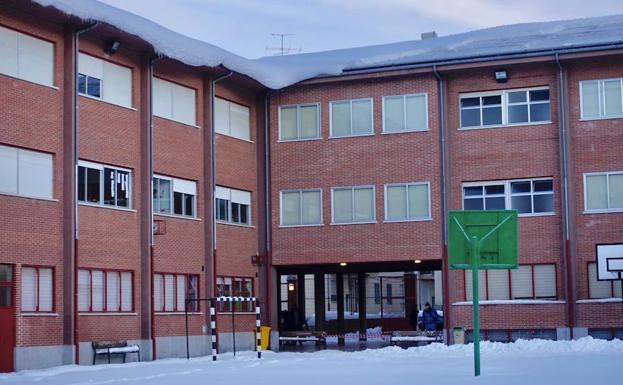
<box><xmin>33</xmin><ymin>0</ymin><xmax>623</xmax><ymax>89</ymax></box>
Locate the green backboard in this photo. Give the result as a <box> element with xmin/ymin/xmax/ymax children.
<box><xmin>448</xmin><ymin>210</ymin><xmax>518</xmax><ymax>270</ymax></box>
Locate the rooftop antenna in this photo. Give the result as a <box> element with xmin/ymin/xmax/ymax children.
<box><xmin>266</xmin><ymin>33</ymin><xmax>301</xmax><ymax>56</ymax></box>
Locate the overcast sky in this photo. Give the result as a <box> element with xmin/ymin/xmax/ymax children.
<box><xmin>98</xmin><ymin>0</ymin><xmax>623</xmax><ymax>58</ymax></box>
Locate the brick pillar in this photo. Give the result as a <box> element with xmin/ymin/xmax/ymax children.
<box><xmin>314</xmin><ymin>274</ymin><xmax>325</xmax><ymax>332</ymax></box>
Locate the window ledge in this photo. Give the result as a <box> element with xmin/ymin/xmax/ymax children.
<box><xmin>20</xmin><ymin>312</ymin><xmax>59</xmax><ymax>317</ymax></box>
<box><xmin>154</xmin><ymin>115</ymin><xmax>200</xmax><ymax>129</ymax></box>
<box><xmin>518</xmin><ymin>212</ymin><xmax>556</xmax><ymax>218</ymax></box>
<box><xmin>78</xmin><ymin>312</ymin><xmax>137</xmax><ymax>316</ymax></box>
<box><xmin>154</xmin><ymin>212</ymin><xmax>201</xmax><ymax>221</ymax></box>
<box><xmin>79</xmin><ymin>94</ymin><xmax>137</xmax><ymax>111</ymax></box>
<box><xmin>457</xmin><ymin>121</ymin><xmax>552</xmax><ymax>131</ymax></box>
<box><xmin>0</xmin><ymin>192</ymin><xmax>58</xmax><ymax>203</ymax></box>
<box><xmin>576</xmin><ymin>298</ymin><xmax>622</xmax><ymax>304</ymax></box>
<box><xmin>0</xmin><ymin>73</ymin><xmax>59</xmax><ymax>90</ymax></box>
<box><xmin>277</xmin><ymin>137</ymin><xmax>322</xmax><ymax>143</ymax></box>
<box><xmin>155</xmin><ymin>312</ymin><xmax>203</xmax><ymax>315</ymax></box>
<box><xmin>381</xmin><ymin>128</ymin><xmax>429</xmax><ymax>135</ymax></box>
<box><xmin>216</xmin><ymin>220</ymin><xmax>255</xmax><ymax>229</ymax></box>
<box><xmin>328</xmin><ymin>133</ymin><xmax>375</xmax><ymax>139</ymax></box>
<box><xmin>279</xmin><ymin>223</ymin><xmax>324</xmax><ymax>228</ymax></box>
<box><xmin>383</xmin><ymin>217</ymin><xmax>432</xmax><ymax>223</ymax></box>
<box><xmin>330</xmin><ymin>221</ymin><xmax>377</xmax><ymax>226</ymax></box>
<box><xmin>579</xmin><ymin>116</ymin><xmax>623</xmax><ymax>122</ymax></box>
<box><xmin>452</xmin><ymin>300</ymin><xmax>565</xmax><ymax>306</ymax></box>
<box><xmin>79</xmin><ymin>202</ymin><xmax>136</xmax><ymax>213</ymax></box>
<box><xmin>582</xmin><ymin>209</ymin><xmax>623</xmax><ymax>215</ymax></box>
<box><xmin>215</xmin><ymin>132</ymin><xmax>254</xmax><ymax>143</ymax></box>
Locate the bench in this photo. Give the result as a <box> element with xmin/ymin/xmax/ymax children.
<box><xmin>279</xmin><ymin>331</ymin><xmax>327</xmax><ymax>347</ymax></box>
<box><xmin>389</xmin><ymin>330</ymin><xmax>443</xmax><ymax>346</ymax></box>
<box><xmin>92</xmin><ymin>340</ymin><xmax>140</xmax><ymax>364</ymax></box>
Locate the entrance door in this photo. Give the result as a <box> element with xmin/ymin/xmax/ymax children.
<box><xmin>0</xmin><ymin>264</ymin><xmax>15</xmax><ymax>372</ymax></box>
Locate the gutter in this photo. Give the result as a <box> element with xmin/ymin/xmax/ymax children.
<box><xmin>263</xmin><ymin>90</ymin><xmax>273</xmax><ymax>326</ymax></box>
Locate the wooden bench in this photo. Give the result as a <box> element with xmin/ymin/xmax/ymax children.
<box><xmin>389</xmin><ymin>330</ymin><xmax>443</xmax><ymax>346</ymax></box>
<box><xmin>92</xmin><ymin>340</ymin><xmax>140</xmax><ymax>364</ymax></box>
<box><xmin>279</xmin><ymin>331</ymin><xmax>327</xmax><ymax>347</ymax></box>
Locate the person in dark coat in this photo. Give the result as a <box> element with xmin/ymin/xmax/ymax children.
<box><xmin>422</xmin><ymin>302</ymin><xmax>439</xmax><ymax>331</ymax></box>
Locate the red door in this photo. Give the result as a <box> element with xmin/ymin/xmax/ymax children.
<box><xmin>0</xmin><ymin>264</ymin><xmax>15</xmax><ymax>372</ymax></box>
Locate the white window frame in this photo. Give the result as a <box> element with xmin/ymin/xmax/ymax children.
<box><xmin>459</xmin><ymin>86</ymin><xmax>551</xmax><ymax>129</ymax></box>
<box><xmin>0</xmin><ymin>25</ymin><xmax>55</xmax><ymax>87</ymax></box>
<box><xmin>215</xmin><ymin>97</ymin><xmax>251</xmax><ymax>141</ymax></box>
<box><xmin>279</xmin><ymin>189</ymin><xmax>323</xmax><ymax>227</ymax></box>
<box><xmin>381</xmin><ymin>93</ymin><xmax>429</xmax><ymax>133</ymax></box>
<box><xmin>215</xmin><ymin>186</ymin><xmax>251</xmax><ymax>226</ymax></box>
<box><xmin>383</xmin><ymin>182</ymin><xmax>432</xmax><ymax>222</ymax></box>
<box><xmin>153</xmin><ymin>174</ymin><xmax>197</xmax><ymax>218</ymax></box>
<box><xmin>462</xmin><ymin>177</ymin><xmax>554</xmax><ymax>217</ymax></box>
<box><xmin>153</xmin><ymin>77</ymin><xmax>198</xmax><ymax>127</ymax></box>
<box><xmin>77</xmin><ymin>160</ymin><xmax>132</xmax><ymax>210</ymax></box>
<box><xmin>583</xmin><ymin>171</ymin><xmax>623</xmax><ymax>213</ymax></box>
<box><xmin>278</xmin><ymin>103</ymin><xmax>321</xmax><ymax>142</ymax></box>
<box><xmin>579</xmin><ymin>78</ymin><xmax>623</xmax><ymax>120</ymax></box>
<box><xmin>465</xmin><ymin>264</ymin><xmax>557</xmax><ymax>301</ymax></box>
<box><xmin>77</xmin><ymin>269</ymin><xmax>133</xmax><ymax>313</ymax></box>
<box><xmin>329</xmin><ymin>98</ymin><xmax>374</xmax><ymax>138</ymax></box>
<box><xmin>330</xmin><ymin>185</ymin><xmax>376</xmax><ymax>225</ymax></box>
<box><xmin>20</xmin><ymin>266</ymin><xmax>54</xmax><ymax>313</ymax></box>
<box><xmin>0</xmin><ymin>144</ymin><xmax>53</xmax><ymax>200</ymax></box>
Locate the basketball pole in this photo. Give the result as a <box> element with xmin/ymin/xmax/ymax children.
<box><xmin>471</xmin><ymin>236</ymin><xmax>481</xmax><ymax>377</ymax></box>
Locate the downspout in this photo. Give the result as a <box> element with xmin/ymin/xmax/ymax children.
<box><xmin>555</xmin><ymin>53</ymin><xmax>574</xmax><ymax>339</ymax></box>
<box><xmin>264</xmin><ymin>90</ymin><xmax>273</xmax><ymax>326</ymax></box>
<box><xmin>73</xmin><ymin>21</ymin><xmax>98</xmax><ymax>365</ymax></box>
<box><xmin>433</xmin><ymin>65</ymin><xmax>451</xmax><ymax>344</ymax></box>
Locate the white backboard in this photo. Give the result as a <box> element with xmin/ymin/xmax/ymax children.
<box><xmin>596</xmin><ymin>243</ymin><xmax>623</xmax><ymax>280</ymax></box>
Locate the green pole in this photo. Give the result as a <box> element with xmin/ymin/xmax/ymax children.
<box><xmin>471</xmin><ymin>236</ymin><xmax>481</xmax><ymax>376</ymax></box>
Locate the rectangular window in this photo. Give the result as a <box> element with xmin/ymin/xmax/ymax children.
<box><xmin>385</xmin><ymin>182</ymin><xmax>430</xmax><ymax>221</ymax></box>
<box><xmin>21</xmin><ymin>266</ymin><xmax>53</xmax><ymax>312</ymax></box>
<box><xmin>153</xmin><ymin>273</ymin><xmax>199</xmax><ymax>312</ymax></box>
<box><xmin>153</xmin><ymin>175</ymin><xmax>196</xmax><ymax>217</ymax></box>
<box><xmin>77</xmin><ymin>269</ymin><xmax>132</xmax><ymax>312</ymax></box>
<box><xmin>588</xmin><ymin>263</ymin><xmax>622</xmax><ymax>299</ymax></box>
<box><xmin>460</xmin><ymin>87</ymin><xmax>550</xmax><ymax>128</ymax></box>
<box><xmin>462</xmin><ymin>178</ymin><xmax>554</xmax><ymax>215</ymax></box>
<box><xmin>584</xmin><ymin>172</ymin><xmax>623</xmax><ymax>212</ymax></box>
<box><xmin>77</xmin><ymin>161</ymin><xmax>131</xmax><ymax>209</ymax></box>
<box><xmin>331</xmin><ymin>186</ymin><xmax>375</xmax><ymax>224</ymax></box>
<box><xmin>78</xmin><ymin>53</ymin><xmax>132</xmax><ymax>107</ymax></box>
<box><xmin>153</xmin><ymin>77</ymin><xmax>197</xmax><ymax>126</ymax></box>
<box><xmin>580</xmin><ymin>79</ymin><xmax>623</xmax><ymax>119</ymax></box>
<box><xmin>330</xmin><ymin>98</ymin><xmax>373</xmax><ymax>137</ymax></box>
<box><xmin>383</xmin><ymin>93</ymin><xmax>428</xmax><ymax>132</ymax></box>
<box><xmin>215</xmin><ymin>97</ymin><xmax>250</xmax><ymax>140</ymax></box>
<box><xmin>215</xmin><ymin>186</ymin><xmax>251</xmax><ymax>225</ymax></box>
<box><xmin>465</xmin><ymin>264</ymin><xmax>557</xmax><ymax>301</ymax></box>
<box><xmin>0</xmin><ymin>25</ymin><xmax>54</xmax><ymax>86</ymax></box>
<box><xmin>373</xmin><ymin>283</ymin><xmax>381</xmax><ymax>304</ymax></box>
<box><xmin>280</xmin><ymin>189</ymin><xmax>322</xmax><ymax>226</ymax></box>
<box><xmin>216</xmin><ymin>276</ymin><xmax>254</xmax><ymax>312</ymax></box>
<box><xmin>0</xmin><ymin>144</ymin><xmax>53</xmax><ymax>199</ymax></box>
<box><xmin>279</xmin><ymin>104</ymin><xmax>320</xmax><ymax>141</ymax></box>
<box><xmin>386</xmin><ymin>283</ymin><xmax>393</xmax><ymax>304</ymax></box>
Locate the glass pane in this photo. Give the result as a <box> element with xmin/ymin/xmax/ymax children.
<box><xmin>231</xmin><ymin>202</ymin><xmax>240</xmax><ymax>223</ymax></box>
<box><xmin>482</xmin><ymin>106</ymin><xmax>502</xmax><ymax>125</ymax></box>
<box><xmin>482</xmin><ymin>95</ymin><xmax>501</xmax><ymax>106</ymax></box>
<box><xmin>352</xmin><ymin>100</ymin><xmax>372</xmax><ymax>134</ymax></box>
<box><xmin>533</xmin><ymin>180</ymin><xmax>553</xmax><ymax>192</ymax></box>
<box><xmin>0</xmin><ymin>287</ymin><xmax>11</xmax><ymax>308</ymax></box>
<box><xmin>0</xmin><ymin>265</ymin><xmax>13</xmax><ymax>282</ymax></box>
<box><xmin>333</xmin><ymin>189</ymin><xmax>353</xmax><ymax>222</ymax></box>
<box><xmin>354</xmin><ymin>188</ymin><xmax>374</xmax><ymax>221</ymax></box>
<box><xmin>464</xmin><ymin>186</ymin><xmax>483</xmax><ymax>196</ymax></box>
<box><xmin>184</xmin><ymin>194</ymin><xmax>194</xmax><ymax>216</ymax></box>
<box><xmin>280</xmin><ymin>107</ymin><xmax>297</xmax><ymax>140</ymax></box>
<box><xmin>386</xmin><ymin>185</ymin><xmax>407</xmax><ymax>220</ymax></box>
<box><xmin>533</xmin><ymin>194</ymin><xmax>554</xmax><ymax>213</ymax></box>
<box><xmin>217</xmin><ymin>199</ymin><xmax>228</xmax><ymax>221</ymax></box>
<box><xmin>530</xmin><ymin>103</ymin><xmax>550</xmax><ymax>122</ymax></box>
<box><xmin>408</xmin><ymin>184</ymin><xmax>429</xmax><ymax>218</ymax></box>
<box><xmin>603</xmin><ymin>79</ymin><xmax>622</xmax><ymax>116</ymax></box>
<box><xmin>508</xmin><ymin>91</ymin><xmax>527</xmax><ymax>103</ymax></box>
<box><xmin>586</xmin><ymin>175</ymin><xmax>608</xmax><ymax>210</ymax></box>
<box><xmin>86</xmin><ymin>168</ymin><xmax>100</xmax><ymax>203</ymax></box>
<box><xmin>511</xmin><ymin>181</ymin><xmax>531</xmax><ymax>194</ymax></box>
<box><xmin>485</xmin><ymin>196</ymin><xmax>506</xmax><ymax>210</ymax></box>
<box><xmin>103</xmin><ymin>168</ymin><xmax>115</xmax><ymax>206</ymax></box>
<box><xmin>461</xmin><ymin>109</ymin><xmax>480</xmax><ymax>127</ymax></box>
<box><xmin>508</xmin><ymin>104</ymin><xmax>529</xmax><ymax>123</ymax></box>
<box><xmin>384</xmin><ymin>96</ymin><xmax>404</xmax><ymax>132</ymax></box>
<box><xmin>460</xmin><ymin>97</ymin><xmax>480</xmax><ymax>108</ymax></box>
<box><xmin>302</xmin><ymin>191</ymin><xmax>321</xmax><ymax>224</ymax></box>
<box><xmin>511</xmin><ymin>195</ymin><xmax>532</xmax><ymax>213</ymax></box>
<box><xmin>239</xmin><ymin>204</ymin><xmax>249</xmax><ymax>224</ymax></box>
<box><xmin>77</xmin><ymin>166</ymin><xmax>85</xmax><ymax>202</ymax></box>
<box><xmin>174</xmin><ymin>191</ymin><xmax>183</xmax><ymax>215</ymax></box>
<box><xmin>405</xmin><ymin>94</ymin><xmax>427</xmax><ymax>130</ymax></box>
<box><xmin>331</xmin><ymin>101</ymin><xmax>350</xmax><ymax>136</ymax></box>
<box><xmin>485</xmin><ymin>185</ymin><xmax>505</xmax><ymax>195</ymax></box>
<box><xmin>158</xmin><ymin>179</ymin><xmax>171</xmax><ymax>213</ymax></box>
<box><xmin>87</xmin><ymin>76</ymin><xmax>101</xmax><ymax>98</ymax></box>
<box><xmin>281</xmin><ymin>192</ymin><xmax>301</xmax><ymax>225</ymax></box>
<box><xmin>464</xmin><ymin>198</ymin><xmax>483</xmax><ymax>210</ymax></box>
<box><xmin>581</xmin><ymin>81</ymin><xmax>600</xmax><ymax>118</ymax></box>
<box><xmin>529</xmin><ymin>89</ymin><xmax>549</xmax><ymax>102</ymax></box>
<box><xmin>609</xmin><ymin>174</ymin><xmax>623</xmax><ymax>208</ymax></box>
<box><xmin>77</xmin><ymin>73</ymin><xmax>87</xmax><ymax>94</ymax></box>
<box><xmin>300</xmin><ymin>105</ymin><xmax>319</xmax><ymax>138</ymax></box>
<box><xmin>116</xmin><ymin>170</ymin><xmax>130</xmax><ymax>208</ymax></box>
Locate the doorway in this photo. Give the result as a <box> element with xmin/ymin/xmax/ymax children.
<box><xmin>0</xmin><ymin>264</ymin><xmax>15</xmax><ymax>372</ymax></box>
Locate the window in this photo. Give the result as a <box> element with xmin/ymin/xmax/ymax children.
<box><xmin>21</xmin><ymin>266</ymin><xmax>53</xmax><ymax>312</ymax></box>
<box><xmin>383</xmin><ymin>94</ymin><xmax>428</xmax><ymax>132</ymax></box>
<box><xmin>216</xmin><ymin>276</ymin><xmax>254</xmax><ymax>312</ymax></box>
<box><xmin>462</xmin><ymin>178</ymin><xmax>554</xmax><ymax>215</ymax></box>
<box><xmin>215</xmin><ymin>97</ymin><xmax>250</xmax><ymax>140</ymax></box>
<box><xmin>77</xmin><ymin>53</ymin><xmax>132</xmax><ymax>107</ymax></box>
<box><xmin>153</xmin><ymin>77</ymin><xmax>196</xmax><ymax>126</ymax></box>
<box><xmin>386</xmin><ymin>283</ymin><xmax>393</xmax><ymax>305</ymax></box>
<box><xmin>330</xmin><ymin>98</ymin><xmax>373</xmax><ymax>137</ymax></box>
<box><xmin>279</xmin><ymin>104</ymin><xmax>320</xmax><ymax>140</ymax></box>
<box><xmin>331</xmin><ymin>186</ymin><xmax>375</xmax><ymax>224</ymax></box>
<box><xmin>78</xmin><ymin>269</ymin><xmax>132</xmax><ymax>312</ymax></box>
<box><xmin>154</xmin><ymin>175</ymin><xmax>196</xmax><ymax>217</ymax></box>
<box><xmin>588</xmin><ymin>263</ymin><xmax>622</xmax><ymax>299</ymax></box>
<box><xmin>385</xmin><ymin>182</ymin><xmax>430</xmax><ymax>221</ymax></box>
<box><xmin>584</xmin><ymin>172</ymin><xmax>623</xmax><ymax>212</ymax></box>
<box><xmin>460</xmin><ymin>87</ymin><xmax>550</xmax><ymax>128</ymax></box>
<box><xmin>77</xmin><ymin>161</ymin><xmax>131</xmax><ymax>208</ymax></box>
<box><xmin>154</xmin><ymin>273</ymin><xmax>199</xmax><ymax>312</ymax></box>
<box><xmin>374</xmin><ymin>283</ymin><xmax>381</xmax><ymax>304</ymax></box>
<box><xmin>0</xmin><ymin>25</ymin><xmax>54</xmax><ymax>86</ymax></box>
<box><xmin>0</xmin><ymin>144</ymin><xmax>53</xmax><ymax>199</ymax></box>
<box><xmin>280</xmin><ymin>189</ymin><xmax>322</xmax><ymax>226</ymax></box>
<box><xmin>215</xmin><ymin>186</ymin><xmax>251</xmax><ymax>225</ymax></box>
<box><xmin>465</xmin><ymin>264</ymin><xmax>556</xmax><ymax>300</ymax></box>
<box><xmin>580</xmin><ymin>79</ymin><xmax>623</xmax><ymax>119</ymax></box>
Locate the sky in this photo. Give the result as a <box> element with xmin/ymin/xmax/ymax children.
<box><xmin>97</xmin><ymin>0</ymin><xmax>623</xmax><ymax>59</ymax></box>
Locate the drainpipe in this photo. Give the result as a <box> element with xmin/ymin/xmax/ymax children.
<box><xmin>555</xmin><ymin>53</ymin><xmax>575</xmax><ymax>339</ymax></box>
<box><xmin>264</xmin><ymin>90</ymin><xmax>273</xmax><ymax>326</ymax></box>
<box><xmin>73</xmin><ymin>21</ymin><xmax>98</xmax><ymax>365</ymax></box>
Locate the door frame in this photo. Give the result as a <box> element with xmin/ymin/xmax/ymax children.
<box><xmin>0</xmin><ymin>264</ymin><xmax>16</xmax><ymax>373</ymax></box>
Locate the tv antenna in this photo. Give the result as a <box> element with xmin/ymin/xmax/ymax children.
<box><xmin>266</xmin><ymin>33</ymin><xmax>301</xmax><ymax>56</ymax></box>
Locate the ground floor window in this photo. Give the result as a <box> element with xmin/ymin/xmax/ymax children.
<box><xmin>154</xmin><ymin>273</ymin><xmax>199</xmax><ymax>312</ymax></box>
<box><xmin>465</xmin><ymin>264</ymin><xmax>557</xmax><ymax>301</ymax></box>
<box><xmin>587</xmin><ymin>263</ymin><xmax>623</xmax><ymax>299</ymax></box>
<box><xmin>216</xmin><ymin>276</ymin><xmax>254</xmax><ymax>312</ymax></box>
<box><xmin>21</xmin><ymin>266</ymin><xmax>53</xmax><ymax>312</ymax></box>
<box><xmin>78</xmin><ymin>269</ymin><xmax>133</xmax><ymax>312</ymax></box>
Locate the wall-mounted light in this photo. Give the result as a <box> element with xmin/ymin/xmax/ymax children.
<box><xmin>339</xmin><ymin>262</ymin><xmax>347</xmax><ymax>267</ymax></box>
<box><xmin>414</xmin><ymin>259</ymin><xmax>422</xmax><ymax>264</ymax></box>
<box><xmin>105</xmin><ymin>39</ymin><xmax>121</xmax><ymax>55</ymax></box>
<box><xmin>287</xmin><ymin>283</ymin><xmax>295</xmax><ymax>292</ymax></box>
<box><xmin>494</xmin><ymin>69</ymin><xmax>508</xmax><ymax>83</ymax></box>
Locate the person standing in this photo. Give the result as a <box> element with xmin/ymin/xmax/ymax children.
<box><xmin>422</xmin><ymin>302</ymin><xmax>439</xmax><ymax>332</ymax></box>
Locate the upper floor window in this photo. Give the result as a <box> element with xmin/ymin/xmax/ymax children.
<box><xmin>0</xmin><ymin>25</ymin><xmax>54</xmax><ymax>87</ymax></box>
<box><xmin>383</xmin><ymin>94</ymin><xmax>428</xmax><ymax>133</ymax></box>
<box><xmin>385</xmin><ymin>182</ymin><xmax>430</xmax><ymax>221</ymax></box>
<box><xmin>460</xmin><ymin>87</ymin><xmax>550</xmax><ymax>128</ymax></box>
<box><xmin>280</xmin><ymin>189</ymin><xmax>322</xmax><ymax>226</ymax></box>
<box><xmin>78</xmin><ymin>161</ymin><xmax>131</xmax><ymax>209</ymax></box>
<box><xmin>332</xmin><ymin>186</ymin><xmax>375</xmax><ymax>224</ymax></box>
<box><xmin>153</xmin><ymin>175</ymin><xmax>197</xmax><ymax>217</ymax></box>
<box><xmin>584</xmin><ymin>171</ymin><xmax>623</xmax><ymax>213</ymax></box>
<box><xmin>580</xmin><ymin>79</ymin><xmax>623</xmax><ymax>119</ymax></box>
<box><xmin>279</xmin><ymin>104</ymin><xmax>320</xmax><ymax>141</ymax></box>
<box><xmin>0</xmin><ymin>144</ymin><xmax>53</xmax><ymax>200</ymax></box>
<box><xmin>462</xmin><ymin>178</ymin><xmax>554</xmax><ymax>215</ymax></box>
<box><xmin>154</xmin><ymin>77</ymin><xmax>196</xmax><ymax>126</ymax></box>
<box><xmin>216</xmin><ymin>186</ymin><xmax>251</xmax><ymax>225</ymax></box>
<box><xmin>215</xmin><ymin>97</ymin><xmax>250</xmax><ymax>141</ymax></box>
<box><xmin>21</xmin><ymin>266</ymin><xmax>53</xmax><ymax>312</ymax></box>
<box><xmin>330</xmin><ymin>98</ymin><xmax>373</xmax><ymax>137</ymax></box>
<box><xmin>78</xmin><ymin>269</ymin><xmax>133</xmax><ymax>312</ymax></box>
<box><xmin>154</xmin><ymin>273</ymin><xmax>199</xmax><ymax>312</ymax></box>
<box><xmin>78</xmin><ymin>53</ymin><xmax>132</xmax><ymax>107</ymax></box>
<box><xmin>465</xmin><ymin>264</ymin><xmax>556</xmax><ymax>301</ymax></box>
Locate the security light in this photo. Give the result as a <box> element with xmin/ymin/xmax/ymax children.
<box><xmin>494</xmin><ymin>70</ymin><xmax>508</xmax><ymax>83</ymax></box>
<box><xmin>105</xmin><ymin>39</ymin><xmax>121</xmax><ymax>54</ymax></box>
<box><xmin>339</xmin><ymin>262</ymin><xmax>347</xmax><ymax>267</ymax></box>
<box><xmin>414</xmin><ymin>259</ymin><xmax>422</xmax><ymax>264</ymax></box>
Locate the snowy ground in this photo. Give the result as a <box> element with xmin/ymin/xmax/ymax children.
<box><xmin>2</xmin><ymin>338</ymin><xmax>622</xmax><ymax>385</ymax></box>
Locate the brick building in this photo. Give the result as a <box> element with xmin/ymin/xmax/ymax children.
<box><xmin>0</xmin><ymin>0</ymin><xmax>622</xmax><ymax>372</ymax></box>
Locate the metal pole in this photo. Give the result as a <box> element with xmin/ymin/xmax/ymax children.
<box><xmin>231</xmin><ymin>300</ymin><xmax>236</xmax><ymax>356</ymax></box>
<box><xmin>471</xmin><ymin>236</ymin><xmax>481</xmax><ymax>377</ymax></box>
<box><xmin>185</xmin><ymin>299</ymin><xmax>190</xmax><ymax>360</ymax></box>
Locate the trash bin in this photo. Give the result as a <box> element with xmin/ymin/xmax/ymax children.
<box><xmin>453</xmin><ymin>326</ymin><xmax>465</xmax><ymax>345</ymax></box>
<box><xmin>260</xmin><ymin>326</ymin><xmax>271</xmax><ymax>350</ymax></box>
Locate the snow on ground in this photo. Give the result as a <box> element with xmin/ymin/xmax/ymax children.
<box><xmin>2</xmin><ymin>337</ymin><xmax>622</xmax><ymax>385</ymax></box>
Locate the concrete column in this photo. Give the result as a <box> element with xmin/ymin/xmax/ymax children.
<box><xmin>336</xmin><ymin>272</ymin><xmax>345</xmax><ymax>345</ymax></box>
<box><xmin>314</xmin><ymin>274</ymin><xmax>325</xmax><ymax>332</ymax></box>
<box><xmin>357</xmin><ymin>273</ymin><xmax>366</xmax><ymax>341</ymax></box>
